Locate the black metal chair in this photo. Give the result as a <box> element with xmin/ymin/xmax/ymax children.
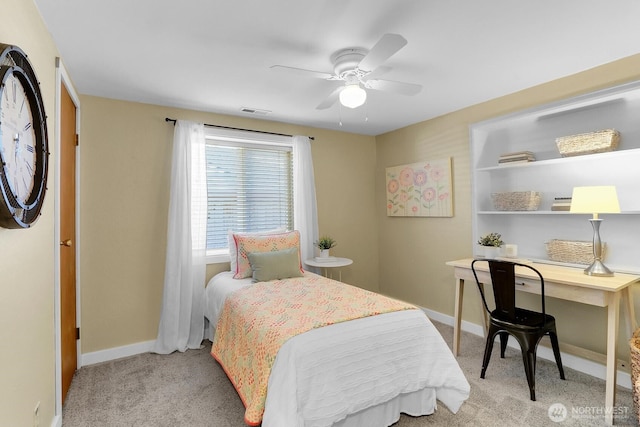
<box><xmin>471</xmin><ymin>259</ymin><xmax>565</xmax><ymax>400</ymax></box>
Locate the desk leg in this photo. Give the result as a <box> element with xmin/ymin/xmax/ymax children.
<box><xmin>623</xmin><ymin>286</ymin><xmax>637</xmax><ymax>335</ymax></box>
<box><xmin>605</xmin><ymin>291</ymin><xmax>621</xmax><ymax>426</ymax></box>
<box><xmin>453</xmin><ymin>278</ymin><xmax>464</xmax><ymax>357</ymax></box>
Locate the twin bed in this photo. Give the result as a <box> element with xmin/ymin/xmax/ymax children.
<box><xmin>204</xmin><ymin>230</ymin><xmax>470</xmax><ymax>427</ymax></box>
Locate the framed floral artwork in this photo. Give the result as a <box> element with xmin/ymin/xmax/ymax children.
<box><xmin>385</xmin><ymin>157</ymin><xmax>453</xmax><ymax>217</ymax></box>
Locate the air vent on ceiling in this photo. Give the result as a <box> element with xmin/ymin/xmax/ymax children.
<box><xmin>240</xmin><ymin>107</ymin><xmax>271</xmax><ymax>115</ymax></box>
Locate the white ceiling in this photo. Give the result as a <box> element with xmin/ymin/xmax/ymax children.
<box><xmin>34</xmin><ymin>0</ymin><xmax>640</xmax><ymax>136</ymax></box>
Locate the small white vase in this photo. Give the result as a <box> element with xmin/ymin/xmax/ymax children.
<box><xmin>319</xmin><ymin>249</ymin><xmax>330</xmax><ymax>258</ymax></box>
<box><xmin>481</xmin><ymin>246</ymin><xmax>500</xmax><ymax>259</ymax></box>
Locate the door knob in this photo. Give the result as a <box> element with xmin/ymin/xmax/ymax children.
<box><xmin>60</xmin><ymin>239</ymin><xmax>72</xmax><ymax>247</ymax></box>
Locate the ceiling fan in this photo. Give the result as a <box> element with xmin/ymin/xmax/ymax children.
<box><xmin>271</xmin><ymin>33</ymin><xmax>422</xmax><ymax>110</ymax></box>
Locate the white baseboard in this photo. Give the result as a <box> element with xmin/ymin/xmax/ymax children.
<box><xmin>81</xmin><ymin>340</ymin><xmax>156</xmax><ymax>366</ymax></box>
<box><xmin>50</xmin><ymin>414</ymin><xmax>61</xmax><ymax>427</ymax></box>
<box><xmin>421</xmin><ymin>307</ymin><xmax>631</xmax><ymax>390</ymax></box>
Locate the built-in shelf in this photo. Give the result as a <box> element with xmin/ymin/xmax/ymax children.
<box><xmin>471</xmin><ymin>80</ymin><xmax>640</xmax><ymax>272</ymax></box>
<box><xmin>477</xmin><ymin>147</ymin><xmax>640</xmax><ymax>172</ymax></box>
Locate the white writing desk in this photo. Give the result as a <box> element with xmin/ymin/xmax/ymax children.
<box><xmin>446</xmin><ymin>258</ymin><xmax>640</xmax><ymax>425</ymax></box>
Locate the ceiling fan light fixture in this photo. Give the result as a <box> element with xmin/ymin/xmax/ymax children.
<box><xmin>339</xmin><ymin>84</ymin><xmax>367</xmax><ymax>109</ymax></box>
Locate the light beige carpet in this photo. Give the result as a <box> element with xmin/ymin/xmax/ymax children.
<box><xmin>62</xmin><ymin>321</ymin><xmax>639</xmax><ymax>426</ymax></box>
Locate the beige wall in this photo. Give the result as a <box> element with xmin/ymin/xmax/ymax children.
<box><xmin>79</xmin><ymin>96</ymin><xmax>378</xmax><ymax>353</ymax></box>
<box><xmin>82</xmin><ymin>54</ymin><xmax>640</xmax><ymax>360</ymax></box>
<box><xmin>0</xmin><ymin>0</ymin><xmax>59</xmax><ymax>425</ymax></box>
<box><xmin>376</xmin><ymin>54</ymin><xmax>640</xmax><ymax>357</ymax></box>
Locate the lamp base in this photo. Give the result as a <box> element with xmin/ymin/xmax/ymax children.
<box><xmin>584</xmin><ymin>259</ymin><xmax>614</xmax><ymax>277</ymax></box>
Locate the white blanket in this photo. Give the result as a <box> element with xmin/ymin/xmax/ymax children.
<box><xmin>205</xmin><ymin>272</ymin><xmax>470</xmax><ymax>427</ymax></box>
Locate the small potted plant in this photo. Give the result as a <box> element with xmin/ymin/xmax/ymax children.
<box><xmin>477</xmin><ymin>232</ymin><xmax>504</xmax><ymax>258</ymax></box>
<box><xmin>315</xmin><ymin>236</ymin><xmax>337</xmax><ymax>258</ymax></box>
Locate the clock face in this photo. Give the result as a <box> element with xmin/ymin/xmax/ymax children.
<box><xmin>0</xmin><ymin>44</ymin><xmax>49</xmax><ymax>229</ymax></box>
<box><xmin>0</xmin><ymin>72</ymin><xmax>37</xmax><ymax>206</ymax></box>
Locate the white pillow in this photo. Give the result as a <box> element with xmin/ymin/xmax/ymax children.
<box><xmin>228</xmin><ymin>228</ymin><xmax>286</xmax><ymax>273</ymax></box>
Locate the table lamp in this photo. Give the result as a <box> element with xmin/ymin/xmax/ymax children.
<box><xmin>570</xmin><ymin>186</ymin><xmax>620</xmax><ymax>276</ymax></box>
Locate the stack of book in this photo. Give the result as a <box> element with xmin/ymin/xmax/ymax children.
<box><xmin>498</xmin><ymin>151</ymin><xmax>536</xmax><ymax>165</ymax></box>
<box><xmin>551</xmin><ymin>197</ymin><xmax>572</xmax><ymax>211</ymax></box>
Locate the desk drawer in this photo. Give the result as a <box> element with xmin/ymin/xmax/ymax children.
<box><xmin>543</xmin><ymin>281</ymin><xmax>608</xmax><ymax>306</ymax></box>
<box><xmin>515</xmin><ymin>278</ymin><xmax>540</xmax><ymax>293</ymax></box>
<box><xmin>456</xmin><ymin>265</ymin><xmax>609</xmax><ymax>307</ymax></box>
<box><xmin>515</xmin><ymin>277</ymin><xmax>607</xmax><ymax>307</ymax></box>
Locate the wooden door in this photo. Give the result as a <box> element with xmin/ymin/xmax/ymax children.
<box><xmin>60</xmin><ymin>82</ymin><xmax>77</xmax><ymax>403</ymax></box>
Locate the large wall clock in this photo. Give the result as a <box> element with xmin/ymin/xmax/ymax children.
<box><xmin>0</xmin><ymin>43</ymin><xmax>49</xmax><ymax>228</ymax></box>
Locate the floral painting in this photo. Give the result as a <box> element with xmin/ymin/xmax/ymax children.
<box><xmin>385</xmin><ymin>158</ymin><xmax>453</xmax><ymax>217</ymax></box>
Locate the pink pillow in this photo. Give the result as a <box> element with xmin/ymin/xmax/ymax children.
<box><xmin>233</xmin><ymin>230</ymin><xmax>303</xmax><ymax>279</ymax></box>
<box><xmin>228</xmin><ymin>228</ymin><xmax>285</xmax><ymax>273</ymax></box>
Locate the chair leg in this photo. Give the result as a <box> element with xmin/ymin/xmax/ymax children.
<box><xmin>549</xmin><ymin>331</ymin><xmax>566</xmax><ymax>380</ymax></box>
<box><xmin>515</xmin><ymin>334</ymin><xmax>540</xmax><ymax>401</ymax></box>
<box><xmin>481</xmin><ymin>327</ymin><xmax>498</xmax><ymax>379</ymax></box>
<box><xmin>499</xmin><ymin>332</ymin><xmax>509</xmax><ymax>358</ymax></box>
<box><xmin>523</xmin><ymin>348</ymin><xmax>537</xmax><ymax>401</ymax></box>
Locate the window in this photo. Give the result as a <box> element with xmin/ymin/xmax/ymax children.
<box><xmin>204</xmin><ymin>128</ymin><xmax>294</xmax><ymax>259</ymax></box>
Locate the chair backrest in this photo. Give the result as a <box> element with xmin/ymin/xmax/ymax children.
<box><xmin>471</xmin><ymin>259</ymin><xmax>546</xmax><ymax>321</ymax></box>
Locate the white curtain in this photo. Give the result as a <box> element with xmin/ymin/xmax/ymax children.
<box><xmin>292</xmin><ymin>135</ymin><xmax>319</xmax><ymax>264</ymax></box>
<box><xmin>153</xmin><ymin>120</ymin><xmax>207</xmax><ymax>354</ymax></box>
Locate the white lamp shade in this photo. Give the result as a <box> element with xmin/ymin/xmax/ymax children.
<box><xmin>570</xmin><ymin>186</ymin><xmax>620</xmax><ymax>214</ymax></box>
<box><xmin>339</xmin><ymin>84</ymin><xmax>367</xmax><ymax>109</ymax></box>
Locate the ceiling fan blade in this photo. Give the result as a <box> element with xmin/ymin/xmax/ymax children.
<box><xmin>364</xmin><ymin>65</ymin><xmax>392</xmax><ymax>79</ymax></box>
<box><xmin>357</xmin><ymin>34</ymin><xmax>407</xmax><ymax>73</ymax></box>
<box><xmin>270</xmin><ymin>65</ymin><xmax>334</xmax><ymax>80</ymax></box>
<box><xmin>365</xmin><ymin>79</ymin><xmax>422</xmax><ymax>96</ymax></box>
<box><xmin>316</xmin><ymin>86</ymin><xmax>343</xmax><ymax>110</ymax></box>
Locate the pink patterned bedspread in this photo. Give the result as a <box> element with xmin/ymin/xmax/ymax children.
<box><xmin>210</xmin><ymin>273</ymin><xmax>417</xmax><ymax>426</ymax></box>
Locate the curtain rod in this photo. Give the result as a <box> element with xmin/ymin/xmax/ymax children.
<box><xmin>165</xmin><ymin>117</ymin><xmax>314</xmax><ymax>141</ymax></box>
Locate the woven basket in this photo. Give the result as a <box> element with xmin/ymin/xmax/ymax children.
<box><xmin>491</xmin><ymin>191</ymin><xmax>541</xmax><ymax>211</ymax></box>
<box><xmin>630</xmin><ymin>328</ymin><xmax>640</xmax><ymax>424</ymax></box>
<box><xmin>545</xmin><ymin>239</ymin><xmax>605</xmax><ymax>264</ymax></box>
<box><xmin>555</xmin><ymin>129</ymin><xmax>620</xmax><ymax>157</ymax></box>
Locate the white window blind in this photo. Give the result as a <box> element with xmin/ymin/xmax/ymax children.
<box><xmin>205</xmin><ymin>135</ymin><xmax>293</xmax><ymax>252</ymax></box>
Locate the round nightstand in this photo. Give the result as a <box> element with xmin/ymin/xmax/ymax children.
<box><xmin>304</xmin><ymin>257</ymin><xmax>353</xmax><ymax>282</ymax></box>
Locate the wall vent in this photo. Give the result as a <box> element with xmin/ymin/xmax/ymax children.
<box><xmin>240</xmin><ymin>107</ymin><xmax>271</xmax><ymax>115</ymax></box>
